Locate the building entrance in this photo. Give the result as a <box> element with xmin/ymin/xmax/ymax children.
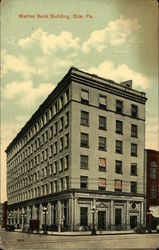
<box><xmin>130</xmin><ymin>215</ymin><xmax>137</xmax><ymax>229</ymax></box>
<box><xmin>98</xmin><ymin>211</ymin><xmax>106</xmax><ymax>230</ymax></box>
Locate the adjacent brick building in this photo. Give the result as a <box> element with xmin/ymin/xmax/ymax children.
<box><xmin>6</xmin><ymin>67</ymin><xmax>147</xmax><ymax>231</ymax></box>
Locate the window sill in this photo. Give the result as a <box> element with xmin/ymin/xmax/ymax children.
<box><xmin>98</xmin><ymin>148</ymin><xmax>106</xmax><ymax>151</ymax></box>
<box><xmin>116</xmin><ymin>172</ymin><xmax>123</xmax><ymax>174</ymax></box>
<box><xmin>99</xmin><ymin>128</ymin><xmax>107</xmax><ymax>131</ymax></box>
<box><xmin>116</xmin><ymin>131</ymin><xmax>123</xmax><ymax>135</ymax></box>
<box><xmin>80</xmin><ymin>124</ymin><xmax>90</xmax><ymax>127</ymax></box>
<box><xmin>116</xmin><ymin>151</ymin><xmax>123</xmax><ymax>154</ymax></box>
<box><xmin>131</xmin><ymin>154</ymin><xmax>137</xmax><ymax>157</ymax></box>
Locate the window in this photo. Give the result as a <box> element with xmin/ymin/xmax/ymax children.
<box><xmin>65</xmin><ymin>155</ymin><xmax>69</xmax><ymax>170</ymax></box>
<box><xmin>65</xmin><ymin>89</ymin><xmax>69</xmax><ymax>103</ymax></box>
<box><xmin>99</xmin><ymin>116</ymin><xmax>106</xmax><ymax>130</ymax></box>
<box><xmin>59</xmin><ymin>95</ymin><xmax>64</xmax><ymax>109</ymax></box>
<box><xmin>131</xmin><ymin>181</ymin><xmax>137</xmax><ymax>194</ymax></box>
<box><xmin>81</xmin><ymin>133</ymin><xmax>89</xmax><ymax>148</ymax></box>
<box><xmin>131</xmin><ymin>104</ymin><xmax>138</xmax><ymax>118</ymax></box>
<box><xmin>80</xmin><ymin>155</ymin><xmax>88</xmax><ymax>169</ymax></box>
<box><xmin>115</xmin><ymin>179</ymin><xmax>122</xmax><ymax>191</ymax></box>
<box><xmin>81</xmin><ymin>89</ymin><xmax>89</xmax><ymax>104</ymax></box>
<box><xmin>60</xmin><ymin>137</ymin><xmax>63</xmax><ymax>152</ymax></box>
<box><xmin>45</xmin><ymin>130</ymin><xmax>48</xmax><ymax>142</ymax></box>
<box><xmin>54</xmin><ymin>161</ymin><xmax>57</xmax><ymax>174</ymax></box>
<box><xmin>99</xmin><ymin>137</ymin><xmax>106</xmax><ymax>151</ymax></box>
<box><xmin>60</xmin><ymin>178</ymin><xmax>64</xmax><ymax>191</ymax></box>
<box><xmin>116</xmin><ymin>120</ymin><xmax>123</xmax><ymax>134</ymax></box>
<box><xmin>60</xmin><ymin>117</ymin><xmax>64</xmax><ymax>131</ymax></box>
<box><xmin>49</xmin><ymin>106</ymin><xmax>53</xmax><ymax>120</ymax></box>
<box><xmin>54</xmin><ymin>180</ymin><xmax>57</xmax><ymax>193</ymax></box>
<box><xmin>150</xmin><ymin>161</ymin><xmax>157</xmax><ymax>179</ymax></box>
<box><xmin>131</xmin><ymin>124</ymin><xmax>138</xmax><ymax>137</ymax></box>
<box><xmin>131</xmin><ymin>144</ymin><xmax>137</xmax><ymax>156</ymax></box>
<box><xmin>44</xmin><ymin>148</ymin><xmax>48</xmax><ymax>160</ymax></box>
<box><xmin>44</xmin><ymin>112</ymin><xmax>47</xmax><ymax>125</ymax></box>
<box><xmin>80</xmin><ymin>176</ymin><xmax>88</xmax><ymax>189</ymax></box>
<box><xmin>115</xmin><ymin>161</ymin><xmax>122</xmax><ymax>174</ymax></box>
<box><xmin>65</xmin><ymin>176</ymin><xmax>69</xmax><ymax>190</ymax></box>
<box><xmin>116</xmin><ymin>100</ymin><xmax>123</xmax><ymax>114</ymax></box>
<box><xmin>150</xmin><ymin>186</ymin><xmax>157</xmax><ymax>199</ymax></box>
<box><xmin>99</xmin><ymin>95</ymin><xmax>106</xmax><ymax>109</ymax></box>
<box><xmin>116</xmin><ymin>140</ymin><xmax>122</xmax><ymax>154</ymax></box>
<box><xmin>65</xmin><ymin>133</ymin><xmax>69</xmax><ymax>148</ymax></box>
<box><xmin>54</xmin><ymin>101</ymin><xmax>58</xmax><ymax>114</ymax></box>
<box><xmin>59</xmin><ymin>158</ymin><xmax>64</xmax><ymax>172</ymax></box>
<box><xmin>49</xmin><ymin>145</ymin><xmax>53</xmax><ymax>158</ymax></box>
<box><xmin>54</xmin><ymin>141</ymin><xmax>57</xmax><ymax>155</ymax></box>
<box><xmin>131</xmin><ymin>163</ymin><xmax>137</xmax><ymax>176</ymax></box>
<box><xmin>80</xmin><ymin>207</ymin><xmax>88</xmax><ymax>226</ymax></box>
<box><xmin>99</xmin><ymin>158</ymin><xmax>106</xmax><ymax>172</ymax></box>
<box><xmin>49</xmin><ymin>126</ymin><xmax>53</xmax><ymax>139</ymax></box>
<box><xmin>54</xmin><ymin>122</ymin><xmax>58</xmax><ymax>136</ymax></box>
<box><xmin>81</xmin><ymin>111</ymin><xmax>89</xmax><ymax>126</ymax></box>
<box><xmin>65</xmin><ymin>111</ymin><xmax>69</xmax><ymax>127</ymax></box>
<box><xmin>99</xmin><ymin>178</ymin><xmax>106</xmax><ymax>191</ymax></box>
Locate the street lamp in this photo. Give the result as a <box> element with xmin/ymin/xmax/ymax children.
<box><xmin>90</xmin><ymin>206</ymin><xmax>97</xmax><ymax>235</ymax></box>
<box><xmin>42</xmin><ymin>207</ymin><xmax>48</xmax><ymax>235</ymax></box>
<box><xmin>147</xmin><ymin>210</ymin><xmax>152</xmax><ymax>233</ymax></box>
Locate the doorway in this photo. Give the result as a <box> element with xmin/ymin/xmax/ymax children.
<box><xmin>98</xmin><ymin>211</ymin><xmax>106</xmax><ymax>230</ymax></box>
<box><xmin>130</xmin><ymin>215</ymin><xmax>137</xmax><ymax>229</ymax></box>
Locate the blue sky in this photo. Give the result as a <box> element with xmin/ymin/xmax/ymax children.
<box><xmin>1</xmin><ymin>0</ymin><xmax>158</xmax><ymax>201</ymax></box>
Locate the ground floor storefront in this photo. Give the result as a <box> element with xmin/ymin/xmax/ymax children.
<box><xmin>7</xmin><ymin>190</ymin><xmax>145</xmax><ymax>232</ymax></box>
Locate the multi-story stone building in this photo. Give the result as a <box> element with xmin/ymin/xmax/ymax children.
<box><xmin>6</xmin><ymin>67</ymin><xmax>147</xmax><ymax>231</ymax></box>
<box><xmin>145</xmin><ymin>149</ymin><xmax>159</xmax><ymax>230</ymax></box>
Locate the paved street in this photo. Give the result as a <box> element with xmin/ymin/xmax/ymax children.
<box><xmin>0</xmin><ymin>231</ymin><xmax>159</xmax><ymax>250</ymax></box>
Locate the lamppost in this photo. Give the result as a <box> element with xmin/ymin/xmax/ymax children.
<box><xmin>90</xmin><ymin>206</ymin><xmax>97</xmax><ymax>235</ymax></box>
<box><xmin>42</xmin><ymin>207</ymin><xmax>48</xmax><ymax>235</ymax></box>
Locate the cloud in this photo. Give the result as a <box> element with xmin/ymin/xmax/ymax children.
<box><xmin>2</xmin><ymin>80</ymin><xmax>55</xmax><ymax>107</ymax></box>
<box><xmin>87</xmin><ymin>60</ymin><xmax>150</xmax><ymax>90</ymax></box>
<box><xmin>82</xmin><ymin>15</ymin><xmax>141</xmax><ymax>53</ymax></box>
<box><xmin>18</xmin><ymin>28</ymin><xmax>81</xmax><ymax>55</ymax></box>
<box><xmin>146</xmin><ymin>117</ymin><xmax>159</xmax><ymax>150</ymax></box>
<box><xmin>1</xmin><ymin>49</ymin><xmax>35</xmax><ymax>78</ymax></box>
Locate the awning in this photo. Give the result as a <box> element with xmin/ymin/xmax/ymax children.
<box><xmin>149</xmin><ymin>206</ymin><xmax>159</xmax><ymax>218</ymax></box>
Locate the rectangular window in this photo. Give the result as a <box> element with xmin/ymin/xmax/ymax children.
<box><xmin>81</xmin><ymin>89</ymin><xmax>89</xmax><ymax>104</ymax></box>
<box><xmin>99</xmin><ymin>158</ymin><xmax>106</xmax><ymax>172</ymax></box>
<box><xmin>150</xmin><ymin>165</ymin><xmax>157</xmax><ymax>180</ymax></box>
<box><xmin>116</xmin><ymin>120</ymin><xmax>123</xmax><ymax>134</ymax></box>
<box><xmin>115</xmin><ymin>179</ymin><xmax>122</xmax><ymax>191</ymax></box>
<box><xmin>45</xmin><ymin>130</ymin><xmax>48</xmax><ymax>142</ymax></box>
<box><xmin>54</xmin><ymin>141</ymin><xmax>57</xmax><ymax>155</ymax></box>
<box><xmin>65</xmin><ymin>111</ymin><xmax>69</xmax><ymax>127</ymax></box>
<box><xmin>131</xmin><ymin>163</ymin><xmax>137</xmax><ymax>176</ymax></box>
<box><xmin>60</xmin><ymin>117</ymin><xmax>64</xmax><ymax>131</ymax></box>
<box><xmin>131</xmin><ymin>181</ymin><xmax>137</xmax><ymax>194</ymax></box>
<box><xmin>116</xmin><ymin>140</ymin><xmax>122</xmax><ymax>154</ymax></box>
<box><xmin>99</xmin><ymin>137</ymin><xmax>106</xmax><ymax>151</ymax></box>
<box><xmin>65</xmin><ymin>155</ymin><xmax>69</xmax><ymax>170</ymax></box>
<box><xmin>99</xmin><ymin>116</ymin><xmax>106</xmax><ymax>130</ymax></box>
<box><xmin>81</xmin><ymin>111</ymin><xmax>89</xmax><ymax>126</ymax></box>
<box><xmin>65</xmin><ymin>133</ymin><xmax>69</xmax><ymax>148</ymax></box>
<box><xmin>59</xmin><ymin>95</ymin><xmax>64</xmax><ymax>109</ymax></box>
<box><xmin>54</xmin><ymin>161</ymin><xmax>57</xmax><ymax>174</ymax></box>
<box><xmin>80</xmin><ymin>207</ymin><xmax>88</xmax><ymax>226</ymax></box>
<box><xmin>49</xmin><ymin>106</ymin><xmax>53</xmax><ymax>120</ymax></box>
<box><xmin>60</xmin><ymin>137</ymin><xmax>63</xmax><ymax>152</ymax></box>
<box><xmin>131</xmin><ymin>143</ymin><xmax>137</xmax><ymax>156</ymax></box>
<box><xmin>59</xmin><ymin>158</ymin><xmax>64</xmax><ymax>172</ymax></box>
<box><xmin>150</xmin><ymin>186</ymin><xmax>157</xmax><ymax>199</ymax></box>
<box><xmin>54</xmin><ymin>102</ymin><xmax>58</xmax><ymax>114</ymax></box>
<box><xmin>49</xmin><ymin>126</ymin><xmax>53</xmax><ymax>139</ymax></box>
<box><xmin>60</xmin><ymin>178</ymin><xmax>64</xmax><ymax>191</ymax></box>
<box><xmin>54</xmin><ymin>122</ymin><xmax>58</xmax><ymax>136</ymax></box>
<box><xmin>49</xmin><ymin>145</ymin><xmax>53</xmax><ymax>158</ymax></box>
<box><xmin>81</xmin><ymin>133</ymin><xmax>89</xmax><ymax>148</ymax></box>
<box><xmin>131</xmin><ymin>104</ymin><xmax>138</xmax><ymax>118</ymax></box>
<box><xmin>131</xmin><ymin>124</ymin><xmax>138</xmax><ymax>137</ymax></box>
<box><xmin>80</xmin><ymin>155</ymin><xmax>88</xmax><ymax>169</ymax></box>
<box><xmin>80</xmin><ymin>176</ymin><xmax>88</xmax><ymax>189</ymax></box>
<box><xmin>115</xmin><ymin>161</ymin><xmax>122</xmax><ymax>174</ymax></box>
<box><xmin>65</xmin><ymin>176</ymin><xmax>69</xmax><ymax>190</ymax></box>
<box><xmin>99</xmin><ymin>178</ymin><xmax>106</xmax><ymax>191</ymax></box>
<box><xmin>116</xmin><ymin>100</ymin><xmax>123</xmax><ymax>114</ymax></box>
<box><xmin>99</xmin><ymin>95</ymin><xmax>106</xmax><ymax>109</ymax></box>
<box><xmin>54</xmin><ymin>180</ymin><xmax>57</xmax><ymax>193</ymax></box>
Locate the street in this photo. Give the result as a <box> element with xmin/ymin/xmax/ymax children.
<box><xmin>0</xmin><ymin>231</ymin><xmax>159</xmax><ymax>250</ymax></box>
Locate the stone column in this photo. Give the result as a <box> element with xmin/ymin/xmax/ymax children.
<box><xmin>110</xmin><ymin>200</ymin><xmax>114</xmax><ymax>230</ymax></box>
<box><xmin>68</xmin><ymin>195</ymin><xmax>73</xmax><ymax>231</ymax></box>
<box><xmin>126</xmin><ymin>201</ymin><xmax>129</xmax><ymax>229</ymax></box>
<box><xmin>39</xmin><ymin>204</ymin><xmax>43</xmax><ymax>229</ymax></box>
<box><xmin>47</xmin><ymin>202</ymin><xmax>51</xmax><ymax>225</ymax></box>
<box><xmin>26</xmin><ymin>206</ymin><xmax>30</xmax><ymax>224</ymax></box>
<box><xmin>57</xmin><ymin>200</ymin><xmax>61</xmax><ymax>232</ymax></box>
<box><xmin>17</xmin><ymin>208</ymin><xmax>20</xmax><ymax>225</ymax></box>
<box><xmin>140</xmin><ymin>202</ymin><xmax>144</xmax><ymax>225</ymax></box>
<box><xmin>32</xmin><ymin>205</ymin><xmax>36</xmax><ymax>220</ymax></box>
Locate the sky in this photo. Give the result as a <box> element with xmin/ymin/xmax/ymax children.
<box><xmin>1</xmin><ymin>0</ymin><xmax>158</xmax><ymax>202</ymax></box>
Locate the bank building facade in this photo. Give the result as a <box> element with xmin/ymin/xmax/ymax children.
<box><xmin>6</xmin><ymin>67</ymin><xmax>147</xmax><ymax>232</ymax></box>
